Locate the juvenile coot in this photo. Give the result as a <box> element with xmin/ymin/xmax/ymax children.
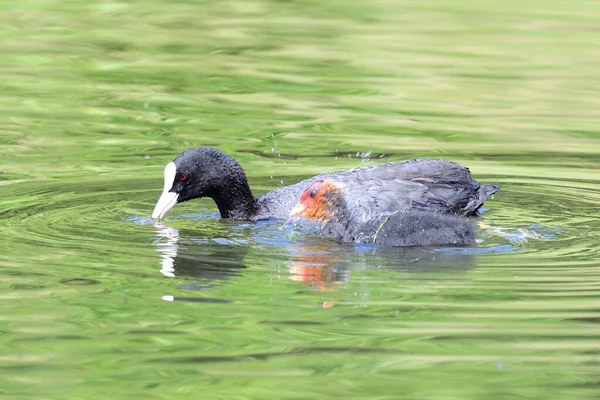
<box><xmin>152</xmin><ymin>147</ymin><xmax>499</xmax><ymax>221</ymax></box>
<box><xmin>290</xmin><ymin>179</ymin><xmax>492</xmax><ymax>246</ymax></box>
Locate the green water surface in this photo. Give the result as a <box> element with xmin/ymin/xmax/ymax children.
<box><xmin>1</xmin><ymin>0</ymin><xmax>599</xmax><ymax>399</ymax></box>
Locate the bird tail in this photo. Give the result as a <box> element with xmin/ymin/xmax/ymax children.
<box><xmin>464</xmin><ymin>183</ymin><xmax>500</xmax><ymax>216</ymax></box>
<box><xmin>481</xmin><ymin>184</ymin><xmax>501</xmax><ymax>199</ymax></box>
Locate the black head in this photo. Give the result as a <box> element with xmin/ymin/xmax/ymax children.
<box><xmin>152</xmin><ymin>147</ymin><xmax>254</xmax><ymax>219</ymax></box>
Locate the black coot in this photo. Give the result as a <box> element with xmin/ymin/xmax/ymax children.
<box><xmin>152</xmin><ymin>147</ymin><xmax>499</xmax><ymax>222</ymax></box>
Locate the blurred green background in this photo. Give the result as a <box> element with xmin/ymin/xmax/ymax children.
<box><xmin>1</xmin><ymin>0</ymin><xmax>599</xmax><ymax>399</ymax></box>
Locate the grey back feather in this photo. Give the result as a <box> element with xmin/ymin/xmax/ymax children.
<box><xmin>258</xmin><ymin>158</ymin><xmax>498</xmax><ymax>221</ymax></box>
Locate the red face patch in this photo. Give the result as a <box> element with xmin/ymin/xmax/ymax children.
<box><xmin>298</xmin><ymin>180</ymin><xmax>324</xmax><ymax>205</ymax></box>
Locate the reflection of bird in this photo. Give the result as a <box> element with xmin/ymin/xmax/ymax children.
<box><xmin>152</xmin><ymin>147</ymin><xmax>499</xmax><ymax>221</ymax></box>
<box><xmin>290</xmin><ymin>179</ymin><xmax>495</xmax><ymax>247</ymax></box>
<box><xmin>154</xmin><ymin>223</ymin><xmax>247</xmax><ymax>280</ymax></box>
<box><xmin>287</xmin><ymin>243</ymin><xmax>349</xmax><ymax>291</ymax></box>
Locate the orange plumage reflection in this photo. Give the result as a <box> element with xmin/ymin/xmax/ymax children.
<box><xmin>287</xmin><ymin>242</ymin><xmax>346</xmax><ymax>293</ymax></box>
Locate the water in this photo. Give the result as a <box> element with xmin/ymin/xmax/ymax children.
<box><xmin>1</xmin><ymin>0</ymin><xmax>600</xmax><ymax>399</ymax></box>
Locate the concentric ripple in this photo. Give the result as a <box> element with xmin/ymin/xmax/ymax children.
<box><xmin>2</xmin><ymin>173</ymin><xmax>599</xmax><ymax>269</ymax></box>
<box><xmin>1</xmin><ymin>178</ymin><xmax>158</xmax><ymax>253</ymax></box>
<box><xmin>477</xmin><ymin>175</ymin><xmax>600</xmax><ymax>263</ymax></box>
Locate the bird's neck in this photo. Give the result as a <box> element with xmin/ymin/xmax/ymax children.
<box><xmin>213</xmin><ymin>179</ymin><xmax>259</xmax><ymax>219</ymax></box>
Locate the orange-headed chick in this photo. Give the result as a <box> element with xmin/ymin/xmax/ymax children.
<box><xmin>290</xmin><ymin>180</ymin><xmax>343</xmax><ymax>221</ymax></box>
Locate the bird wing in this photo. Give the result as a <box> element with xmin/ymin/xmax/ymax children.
<box><xmin>257</xmin><ymin>158</ymin><xmax>498</xmax><ymax>220</ymax></box>
<box><xmin>332</xmin><ymin>159</ymin><xmax>492</xmax><ymax>220</ymax></box>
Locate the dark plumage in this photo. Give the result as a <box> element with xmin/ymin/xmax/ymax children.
<box><xmin>289</xmin><ymin>179</ymin><xmax>490</xmax><ymax>247</ymax></box>
<box><xmin>152</xmin><ymin>147</ymin><xmax>499</xmax><ymax>222</ymax></box>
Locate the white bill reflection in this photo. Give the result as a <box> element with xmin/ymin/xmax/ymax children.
<box><xmin>153</xmin><ymin>222</ymin><xmax>180</xmax><ymax>278</ymax></box>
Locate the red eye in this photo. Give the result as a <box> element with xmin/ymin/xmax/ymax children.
<box><xmin>181</xmin><ymin>173</ymin><xmax>188</xmax><ymax>181</ymax></box>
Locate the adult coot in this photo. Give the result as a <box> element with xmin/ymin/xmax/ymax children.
<box><xmin>152</xmin><ymin>147</ymin><xmax>499</xmax><ymax>221</ymax></box>
<box><xmin>290</xmin><ymin>179</ymin><xmax>495</xmax><ymax>246</ymax></box>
